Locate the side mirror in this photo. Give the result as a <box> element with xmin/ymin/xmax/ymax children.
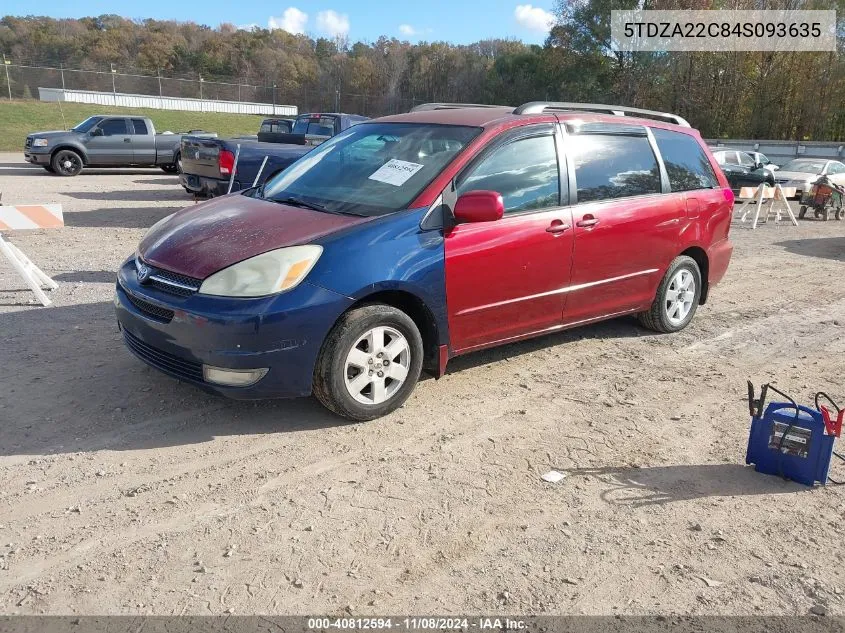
<box><xmin>91</xmin><ymin>128</ymin><xmax>104</xmax><ymax>137</ymax></box>
<box><xmin>754</xmin><ymin>162</ymin><xmax>764</xmax><ymax>170</ymax></box>
<box><xmin>454</xmin><ymin>190</ymin><xmax>504</xmax><ymax>224</ymax></box>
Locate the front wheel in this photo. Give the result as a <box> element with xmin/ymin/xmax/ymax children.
<box><xmin>313</xmin><ymin>304</ymin><xmax>424</xmax><ymax>421</ymax></box>
<box><xmin>51</xmin><ymin>149</ymin><xmax>83</xmax><ymax>176</ymax></box>
<box><xmin>836</xmin><ymin>208</ymin><xmax>844</xmax><ymax>221</ymax></box>
<box><xmin>638</xmin><ymin>256</ymin><xmax>702</xmax><ymax>334</ymax></box>
<box><xmin>799</xmin><ymin>205</ymin><xmax>807</xmax><ymax>219</ymax></box>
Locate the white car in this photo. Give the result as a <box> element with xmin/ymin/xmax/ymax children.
<box><xmin>775</xmin><ymin>159</ymin><xmax>845</xmax><ymax>198</ymax></box>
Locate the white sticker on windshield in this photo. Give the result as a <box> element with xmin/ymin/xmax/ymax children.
<box><xmin>368</xmin><ymin>159</ymin><xmax>425</xmax><ymax>187</ymax></box>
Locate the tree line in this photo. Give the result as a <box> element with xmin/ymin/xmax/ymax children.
<box><xmin>1</xmin><ymin>0</ymin><xmax>843</xmax><ymax>140</ymax></box>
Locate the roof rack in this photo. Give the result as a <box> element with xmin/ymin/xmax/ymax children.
<box><xmin>410</xmin><ymin>102</ymin><xmax>513</xmax><ymax>112</ymax></box>
<box><xmin>514</xmin><ymin>102</ymin><xmax>690</xmax><ymax>127</ymax></box>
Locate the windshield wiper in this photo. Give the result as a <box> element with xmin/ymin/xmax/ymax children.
<box><xmin>270</xmin><ymin>196</ymin><xmax>363</xmax><ymax>216</ymax></box>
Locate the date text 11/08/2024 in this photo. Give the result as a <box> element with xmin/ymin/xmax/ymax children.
<box><xmin>306</xmin><ymin>618</ymin><xmax>527</xmax><ymax>630</ymax></box>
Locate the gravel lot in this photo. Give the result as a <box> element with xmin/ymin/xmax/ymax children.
<box><xmin>1</xmin><ymin>152</ymin><xmax>844</xmax><ymax>616</ymax></box>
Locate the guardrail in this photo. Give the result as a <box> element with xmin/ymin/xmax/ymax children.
<box><xmin>706</xmin><ymin>138</ymin><xmax>845</xmax><ymax>165</ymax></box>
<box><xmin>38</xmin><ymin>87</ymin><xmax>297</xmax><ymax>117</ymax></box>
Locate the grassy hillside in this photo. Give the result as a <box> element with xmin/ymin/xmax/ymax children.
<box><xmin>0</xmin><ymin>100</ymin><xmax>266</xmax><ymax>152</ymax></box>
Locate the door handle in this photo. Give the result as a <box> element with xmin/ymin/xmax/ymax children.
<box><xmin>546</xmin><ymin>220</ymin><xmax>571</xmax><ymax>234</ymax></box>
<box><xmin>576</xmin><ymin>216</ymin><xmax>599</xmax><ymax>228</ymax></box>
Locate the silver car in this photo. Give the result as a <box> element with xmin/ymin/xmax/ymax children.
<box><xmin>775</xmin><ymin>159</ymin><xmax>845</xmax><ymax>198</ymax></box>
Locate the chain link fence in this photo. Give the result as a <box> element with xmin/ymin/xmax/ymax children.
<box><xmin>0</xmin><ymin>62</ymin><xmax>424</xmax><ymax>117</ymax></box>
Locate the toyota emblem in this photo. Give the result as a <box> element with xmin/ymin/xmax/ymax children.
<box><xmin>137</xmin><ymin>265</ymin><xmax>151</xmax><ymax>283</ymax></box>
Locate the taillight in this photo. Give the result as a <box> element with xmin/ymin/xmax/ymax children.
<box><xmin>219</xmin><ymin>149</ymin><xmax>235</xmax><ymax>176</ymax></box>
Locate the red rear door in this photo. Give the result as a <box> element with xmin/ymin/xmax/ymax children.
<box><xmin>561</xmin><ymin>124</ymin><xmax>682</xmax><ymax>324</ymax></box>
<box><xmin>445</xmin><ymin>125</ymin><xmax>574</xmax><ymax>353</ymax></box>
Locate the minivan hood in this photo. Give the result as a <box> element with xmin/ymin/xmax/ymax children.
<box><xmin>139</xmin><ymin>194</ymin><xmax>371</xmax><ymax>279</ymax></box>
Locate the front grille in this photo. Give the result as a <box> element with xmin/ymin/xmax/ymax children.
<box><xmin>125</xmin><ymin>292</ymin><xmax>175</xmax><ymax>323</ymax></box>
<box><xmin>24</xmin><ymin>137</ymin><xmax>32</xmax><ymax>150</ymax></box>
<box><xmin>123</xmin><ymin>330</ymin><xmax>204</xmax><ymax>382</ymax></box>
<box><xmin>136</xmin><ymin>258</ymin><xmax>201</xmax><ymax>297</ymax></box>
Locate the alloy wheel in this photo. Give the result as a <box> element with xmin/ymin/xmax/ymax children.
<box><xmin>664</xmin><ymin>269</ymin><xmax>696</xmax><ymax>325</ymax></box>
<box><xmin>343</xmin><ymin>326</ymin><xmax>411</xmax><ymax>405</ymax></box>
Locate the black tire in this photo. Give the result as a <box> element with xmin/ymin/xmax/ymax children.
<box><xmin>51</xmin><ymin>149</ymin><xmax>83</xmax><ymax>176</ymax></box>
<box><xmin>799</xmin><ymin>205</ymin><xmax>807</xmax><ymax>219</ymax></box>
<box><xmin>313</xmin><ymin>304</ymin><xmax>424</xmax><ymax>421</ymax></box>
<box><xmin>837</xmin><ymin>208</ymin><xmax>844</xmax><ymax>221</ymax></box>
<box><xmin>160</xmin><ymin>164</ymin><xmax>178</xmax><ymax>174</ymax></box>
<box><xmin>42</xmin><ymin>165</ymin><xmax>55</xmax><ymax>173</ymax></box>
<box><xmin>638</xmin><ymin>255</ymin><xmax>702</xmax><ymax>334</ymax></box>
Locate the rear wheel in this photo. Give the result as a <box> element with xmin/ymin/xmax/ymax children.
<box><xmin>837</xmin><ymin>208</ymin><xmax>844</xmax><ymax>221</ymax></box>
<box><xmin>638</xmin><ymin>256</ymin><xmax>702</xmax><ymax>334</ymax></box>
<box><xmin>313</xmin><ymin>304</ymin><xmax>423</xmax><ymax>421</ymax></box>
<box><xmin>799</xmin><ymin>205</ymin><xmax>807</xmax><ymax>219</ymax></box>
<box><xmin>51</xmin><ymin>149</ymin><xmax>83</xmax><ymax>176</ymax></box>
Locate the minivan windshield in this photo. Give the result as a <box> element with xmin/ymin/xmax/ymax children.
<box><xmin>72</xmin><ymin>116</ymin><xmax>104</xmax><ymax>133</ymax></box>
<box><xmin>261</xmin><ymin>122</ymin><xmax>480</xmax><ymax>216</ymax></box>
<box><xmin>780</xmin><ymin>159</ymin><xmax>826</xmax><ymax>173</ymax></box>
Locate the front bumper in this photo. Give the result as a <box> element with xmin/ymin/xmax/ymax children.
<box><xmin>179</xmin><ymin>172</ymin><xmax>240</xmax><ymax>197</ymax></box>
<box><xmin>114</xmin><ymin>257</ymin><xmax>353</xmax><ymax>399</ymax></box>
<box><xmin>24</xmin><ymin>151</ymin><xmax>51</xmax><ymax>166</ymax></box>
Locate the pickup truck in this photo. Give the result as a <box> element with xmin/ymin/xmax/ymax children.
<box><xmin>179</xmin><ymin>112</ymin><xmax>368</xmax><ymax>197</ymax></box>
<box><xmin>24</xmin><ymin>115</ymin><xmax>214</xmax><ymax>177</ymax></box>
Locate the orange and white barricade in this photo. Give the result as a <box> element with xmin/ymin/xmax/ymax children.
<box><xmin>735</xmin><ymin>183</ymin><xmax>797</xmax><ymax>229</ymax></box>
<box><xmin>0</xmin><ymin>203</ymin><xmax>62</xmax><ymax>306</ymax></box>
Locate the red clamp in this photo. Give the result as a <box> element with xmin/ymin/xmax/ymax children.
<box><xmin>820</xmin><ymin>406</ymin><xmax>844</xmax><ymax>437</ymax></box>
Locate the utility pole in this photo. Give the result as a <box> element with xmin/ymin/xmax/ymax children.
<box><xmin>3</xmin><ymin>54</ymin><xmax>11</xmax><ymax>101</ymax></box>
<box><xmin>157</xmin><ymin>69</ymin><xmax>163</xmax><ymax>108</ymax></box>
<box><xmin>110</xmin><ymin>63</ymin><xmax>117</xmax><ymax>104</ymax></box>
<box><xmin>335</xmin><ymin>89</ymin><xmax>339</xmax><ymax>112</ymax></box>
<box><xmin>199</xmin><ymin>75</ymin><xmax>204</xmax><ymax>112</ymax></box>
<box><xmin>272</xmin><ymin>83</ymin><xmax>277</xmax><ymax>114</ymax></box>
<box><xmin>60</xmin><ymin>62</ymin><xmax>65</xmax><ymax>91</ymax></box>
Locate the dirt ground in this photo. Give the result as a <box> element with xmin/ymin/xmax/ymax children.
<box><xmin>1</xmin><ymin>152</ymin><xmax>844</xmax><ymax>617</ymax></box>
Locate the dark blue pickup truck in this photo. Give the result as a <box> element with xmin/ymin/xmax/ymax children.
<box><xmin>179</xmin><ymin>112</ymin><xmax>368</xmax><ymax>197</ymax></box>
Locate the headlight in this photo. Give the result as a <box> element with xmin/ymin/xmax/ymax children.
<box><xmin>145</xmin><ymin>213</ymin><xmax>175</xmax><ymax>237</ymax></box>
<box><xmin>199</xmin><ymin>245</ymin><xmax>323</xmax><ymax>298</ymax></box>
<box><xmin>32</xmin><ymin>138</ymin><xmax>49</xmax><ymax>147</ymax></box>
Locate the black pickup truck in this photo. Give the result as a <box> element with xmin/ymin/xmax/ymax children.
<box><xmin>179</xmin><ymin>112</ymin><xmax>368</xmax><ymax>196</ymax></box>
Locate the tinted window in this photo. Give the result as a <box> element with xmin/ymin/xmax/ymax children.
<box><xmin>652</xmin><ymin>128</ymin><xmax>719</xmax><ymax>192</ymax></box>
<box><xmin>262</xmin><ymin>123</ymin><xmax>479</xmax><ymax>217</ymax></box>
<box><xmin>458</xmin><ymin>134</ymin><xmax>560</xmax><ymax>214</ymax></box>
<box><xmin>292</xmin><ymin>116</ymin><xmax>337</xmax><ymax>136</ymax></box>
<box><xmin>738</xmin><ymin>152</ymin><xmax>755</xmax><ymax>167</ymax></box>
<box><xmin>724</xmin><ymin>152</ymin><xmax>739</xmax><ymax>165</ymax></box>
<box><xmin>130</xmin><ymin>119</ymin><xmax>148</xmax><ymax>135</ymax></box>
<box><xmin>72</xmin><ymin>116</ymin><xmax>104</xmax><ymax>133</ymax></box>
<box><xmin>99</xmin><ymin>119</ymin><xmax>127</xmax><ymax>136</ymax></box>
<box><xmin>570</xmin><ymin>134</ymin><xmax>660</xmax><ymax>203</ymax></box>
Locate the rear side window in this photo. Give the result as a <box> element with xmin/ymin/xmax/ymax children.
<box><xmin>723</xmin><ymin>152</ymin><xmax>739</xmax><ymax>165</ymax></box>
<box><xmin>570</xmin><ymin>134</ymin><xmax>660</xmax><ymax>203</ymax></box>
<box><xmin>651</xmin><ymin>128</ymin><xmax>719</xmax><ymax>192</ymax></box>
<box><xmin>292</xmin><ymin>116</ymin><xmax>337</xmax><ymax>136</ymax></box>
<box><xmin>99</xmin><ymin>119</ymin><xmax>127</xmax><ymax>136</ymax></box>
<box><xmin>130</xmin><ymin>119</ymin><xmax>148</xmax><ymax>135</ymax></box>
<box><xmin>738</xmin><ymin>152</ymin><xmax>755</xmax><ymax>167</ymax></box>
<box><xmin>458</xmin><ymin>134</ymin><xmax>560</xmax><ymax>214</ymax></box>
